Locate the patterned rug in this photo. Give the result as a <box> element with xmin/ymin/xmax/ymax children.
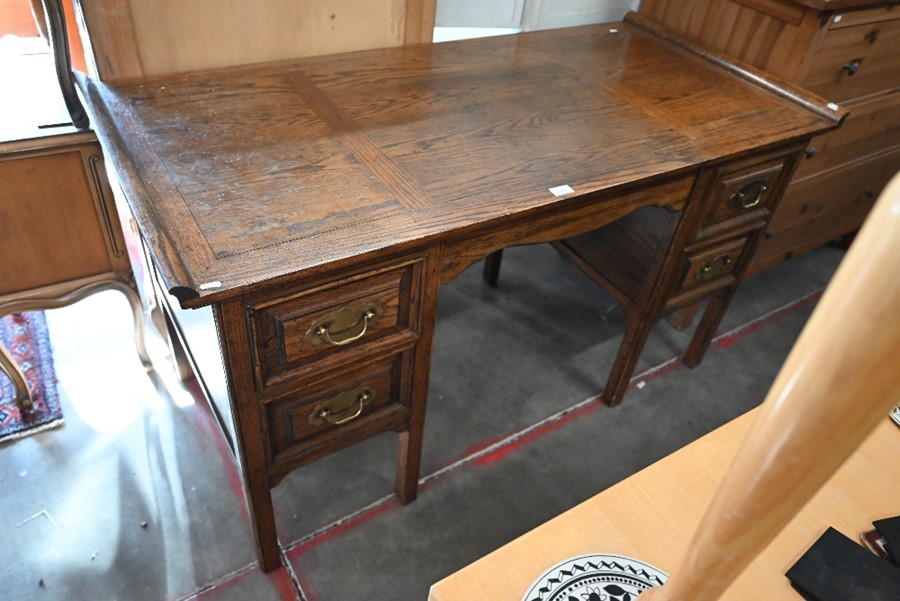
<box><xmin>0</xmin><ymin>312</ymin><xmax>63</xmax><ymax>443</ymax></box>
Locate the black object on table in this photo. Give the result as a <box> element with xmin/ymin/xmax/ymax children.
<box><xmin>786</xmin><ymin>527</ymin><xmax>900</xmax><ymax>600</ymax></box>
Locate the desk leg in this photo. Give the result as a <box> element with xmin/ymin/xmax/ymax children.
<box><xmin>396</xmin><ymin>430</ymin><xmax>421</xmax><ymax>503</ymax></box>
<box><xmin>482</xmin><ymin>250</ymin><xmax>503</xmax><ymax>286</ymax></box>
<box><xmin>682</xmin><ymin>291</ymin><xmax>733</xmax><ymax>368</ymax></box>
<box><xmin>397</xmin><ymin>250</ymin><xmax>442</xmax><ymax>503</ymax></box>
<box><xmin>0</xmin><ymin>338</ymin><xmax>32</xmax><ymax>412</ymax></box>
<box><xmin>602</xmin><ymin>315</ymin><xmax>657</xmax><ymax>407</ymax></box>
<box><xmin>668</xmin><ymin>303</ymin><xmax>699</xmax><ymax>330</ymax></box>
<box><xmin>215</xmin><ymin>302</ymin><xmax>282</xmax><ymax>572</ymax></box>
<box><xmin>681</xmin><ymin>225</ymin><xmax>768</xmax><ymax>368</ymax></box>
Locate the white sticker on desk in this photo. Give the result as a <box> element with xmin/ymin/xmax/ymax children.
<box><xmin>549</xmin><ymin>184</ymin><xmax>575</xmax><ymax>196</ymax></box>
<box><xmin>199</xmin><ymin>281</ymin><xmax>222</xmax><ymax>290</ymax></box>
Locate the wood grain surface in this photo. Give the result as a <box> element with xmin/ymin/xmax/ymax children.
<box><xmin>78</xmin><ymin>17</ymin><xmax>839</xmax><ymax>308</ymax></box>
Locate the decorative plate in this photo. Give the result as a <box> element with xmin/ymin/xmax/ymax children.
<box><xmin>891</xmin><ymin>404</ymin><xmax>900</xmax><ymax>428</ymax></box>
<box><xmin>522</xmin><ymin>554</ymin><xmax>667</xmax><ymax>601</ymax></box>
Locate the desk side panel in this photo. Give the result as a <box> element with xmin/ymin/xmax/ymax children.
<box><xmin>165</xmin><ymin>298</ymin><xmax>237</xmax><ymax>452</ymax></box>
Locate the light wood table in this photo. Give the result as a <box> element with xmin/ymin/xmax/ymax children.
<box><xmin>429</xmin><ymin>411</ymin><xmax>900</xmax><ymax>600</ymax></box>
<box><xmin>0</xmin><ymin>41</ymin><xmax>149</xmax><ymax>412</ymax></box>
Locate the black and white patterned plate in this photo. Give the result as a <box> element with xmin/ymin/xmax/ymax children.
<box><xmin>522</xmin><ymin>554</ymin><xmax>667</xmax><ymax>601</ymax></box>
<box><xmin>891</xmin><ymin>404</ymin><xmax>900</xmax><ymax>428</ymax></box>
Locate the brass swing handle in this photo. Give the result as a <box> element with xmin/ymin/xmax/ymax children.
<box><xmin>728</xmin><ymin>180</ymin><xmax>768</xmax><ymax>210</ymax></box>
<box><xmin>695</xmin><ymin>253</ymin><xmax>733</xmax><ymax>281</ymax></box>
<box><xmin>308</xmin><ymin>387</ymin><xmax>374</xmax><ymax>426</ymax></box>
<box><xmin>304</xmin><ymin>303</ymin><xmax>384</xmax><ymax>346</ymax></box>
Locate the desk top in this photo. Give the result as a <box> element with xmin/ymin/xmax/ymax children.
<box><xmin>428</xmin><ymin>411</ymin><xmax>900</xmax><ymax>601</ymax></box>
<box><xmin>79</xmin><ymin>13</ymin><xmax>841</xmax><ymax>308</ymax></box>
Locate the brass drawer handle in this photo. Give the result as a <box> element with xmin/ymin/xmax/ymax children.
<box><xmin>304</xmin><ymin>302</ymin><xmax>384</xmax><ymax>346</ymax></box>
<box><xmin>695</xmin><ymin>253</ymin><xmax>733</xmax><ymax>281</ymax></box>
<box><xmin>308</xmin><ymin>387</ymin><xmax>375</xmax><ymax>426</ymax></box>
<box><xmin>728</xmin><ymin>180</ymin><xmax>768</xmax><ymax>209</ymax></box>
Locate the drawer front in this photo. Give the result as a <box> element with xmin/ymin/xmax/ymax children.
<box><xmin>794</xmin><ymin>91</ymin><xmax>900</xmax><ymax>180</ymax></box>
<box><xmin>0</xmin><ymin>144</ymin><xmax>129</xmax><ymax>294</ymax></box>
<box><xmin>675</xmin><ymin>236</ymin><xmax>749</xmax><ymax>295</ymax></box>
<box><xmin>750</xmin><ymin>146</ymin><xmax>900</xmax><ymax>272</ymax></box>
<box><xmin>250</xmin><ymin>256</ymin><xmax>423</xmax><ymax>388</ymax></box>
<box><xmin>801</xmin><ymin>8</ymin><xmax>900</xmax><ymax>103</ymax></box>
<box><xmin>696</xmin><ymin>154</ymin><xmax>792</xmax><ymax>240</ymax></box>
<box><xmin>262</xmin><ymin>353</ymin><xmax>408</xmax><ymax>467</ymax></box>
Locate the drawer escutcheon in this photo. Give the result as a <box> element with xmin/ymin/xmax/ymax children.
<box><xmin>308</xmin><ymin>386</ymin><xmax>375</xmax><ymax>426</ymax></box>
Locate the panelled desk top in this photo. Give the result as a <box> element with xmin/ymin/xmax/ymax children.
<box><xmin>79</xmin><ymin>13</ymin><xmax>842</xmax><ymax>571</ymax></box>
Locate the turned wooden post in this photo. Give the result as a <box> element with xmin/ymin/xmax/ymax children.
<box><xmin>640</xmin><ymin>173</ymin><xmax>900</xmax><ymax>600</ymax></box>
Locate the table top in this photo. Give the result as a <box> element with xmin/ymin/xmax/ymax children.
<box><xmin>79</xmin><ymin>13</ymin><xmax>840</xmax><ymax>308</ymax></box>
<box><xmin>428</xmin><ymin>411</ymin><xmax>900</xmax><ymax>601</ymax></box>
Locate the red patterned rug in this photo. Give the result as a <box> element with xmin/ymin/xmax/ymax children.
<box><xmin>0</xmin><ymin>312</ymin><xmax>63</xmax><ymax>443</ymax></box>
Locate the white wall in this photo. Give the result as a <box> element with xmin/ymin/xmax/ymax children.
<box><xmin>435</xmin><ymin>0</ymin><xmax>526</xmax><ymax>28</ymax></box>
<box><xmin>435</xmin><ymin>0</ymin><xmax>639</xmax><ymax>32</ymax></box>
<box><xmin>522</xmin><ymin>0</ymin><xmax>638</xmax><ymax>30</ymax></box>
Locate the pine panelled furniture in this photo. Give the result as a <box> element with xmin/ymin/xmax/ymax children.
<box><xmin>77</xmin><ymin>12</ymin><xmax>843</xmax><ymax>571</ymax></box>
<box><xmin>639</xmin><ymin>0</ymin><xmax>900</xmax><ymax>275</ymax></box>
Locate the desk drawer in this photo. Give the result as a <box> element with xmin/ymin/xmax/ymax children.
<box><xmin>262</xmin><ymin>352</ymin><xmax>409</xmax><ymax>470</ymax></box>
<box><xmin>695</xmin><ymin>154</ymin><xmax>791</xmax><ymax>241</ymax></box>
<box><xmin>665</xmin><ymin>232</ymin><xmax>751</xmax><ymax>312</ymax></box>
<box><xmin>251</xmin><ymin>256</ymin><xmax>423</xmax><ymax>388</ymax></box>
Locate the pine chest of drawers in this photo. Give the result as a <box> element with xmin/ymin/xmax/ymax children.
<box><xmin>640</xmin><ymin>0</ymin><xmax>900</xmax><ymax>273</ymax></box>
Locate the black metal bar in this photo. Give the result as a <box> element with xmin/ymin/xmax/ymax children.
<box><xmin>40</xmin><ymin>0</ymin><xmax>90</xmax><ymax>129</ymax></box>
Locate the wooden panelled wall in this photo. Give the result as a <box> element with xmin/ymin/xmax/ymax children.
<box><xmin>639</xmin><ymin>0</ymin><xmax>822</xmax><ymax>81</ymax></box>
<box><xmin>74</xmin><ymin>0</ymin><xmax>437</xmax><ymax>81</ymax></box>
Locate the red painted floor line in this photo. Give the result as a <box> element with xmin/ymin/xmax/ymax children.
<box><xmin>713</xmin><ymin>290</ymin><xmax>823</xmax><ymax>350</ymax></box>
<box><xmin>281</xmin><ymin>289</ymin><xmax>824</xmax><ymax>562</ymax></box>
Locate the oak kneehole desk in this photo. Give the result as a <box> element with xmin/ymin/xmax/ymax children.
<box><xmin>78</xmin><ymin>13</ymin><xmax>842</xmax><ymax>571</ymax></box>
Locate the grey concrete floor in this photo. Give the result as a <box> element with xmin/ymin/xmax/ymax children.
<box><xmin>0</xmin><ymin>243</ymin><xmax>845</xmax><ymax>600</ymax></box>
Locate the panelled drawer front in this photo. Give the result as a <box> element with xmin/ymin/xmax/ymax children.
<box><xmin>675</xmin><ymin>236</ymin><xmax>748</xmax><ymax>295</ymax></box>
<box><xmin>802</xmin><ymin>9</ymin><xmax>900</xmax><ymax>103</ymax></box>
<box><xmin>251</xmin><ymin>256</ymin><xmax>423</xmax><ymax>388</ymax></box>
<box><xmin>751</xmin><ymin>146</ymin><xmax>900</xmax><ymax>271</ymax></box>
<box><xmin>263</xmin><ymin>353</ymin><xmax>406</xmax><ymax>466</ymax></box>
<box><xmin>795</xmin><ymin>91</ymin><xmax>900</xmax><ymax>180</ymax></box>
<box><xmin>696</xmin><ymin>155</ymin><xmax>789</xmax><ymax>240</ymax></box>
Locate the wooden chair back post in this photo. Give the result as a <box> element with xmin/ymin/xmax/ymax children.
<box><xmin>640</xmin><ymin>172</ymin><xmax>900</xmax><ymax>601</ymax></box>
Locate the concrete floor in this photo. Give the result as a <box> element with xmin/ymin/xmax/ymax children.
<box><xmin>0</xmin><ymin>242</ymin><xmax>845</xmax><ymax>600</ymax></box>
